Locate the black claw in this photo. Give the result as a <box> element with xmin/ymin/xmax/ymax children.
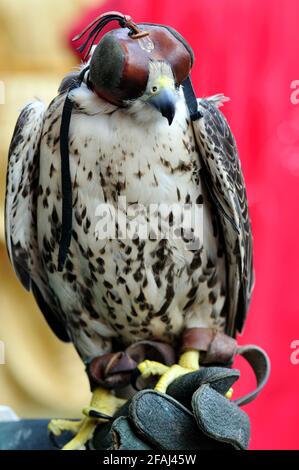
<box><xmin>88</xmin><ymin>409</ymin><xmax>113</xmax><ymax>419</ymax></box>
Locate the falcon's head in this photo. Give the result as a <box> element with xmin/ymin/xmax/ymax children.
<box><xmin>134</xmin><ymin>61</ymin><xmax>177</xmax><ymax>126</ymax></box>
<box><xmin>84</xmin><ymin>18</ymin><xmax>193</xmax><ymax>126</ymax></box>
<box><xmin>90</xmin><ymin>56</ymin><xmax>177</xmax><ymax>125</ymax></box>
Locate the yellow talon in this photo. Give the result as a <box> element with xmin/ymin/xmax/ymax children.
<box><xmin>137</xmin><ymin>360</ymin><xmax>169</xmax><ymax>378</ymax></box>
<box><xmin>155</xmin><ymin>364</ymin><xmax>191</xmax><ymax>393</ymax></box>
<box><xmin>137</xmin><ymin>349</ymin><xmax>200</xmax><ymax>393</ymax></box>
<box><xmin>62</xmin><ymin>418</ymin><xmax>98</xmax><ymax>450</ymax></box>
<box><xmin>48</xmin><ymin>386</ymin><xmax>126</xmax><ymax>450</ymax></box>
<box><xmin>178</xmin><ymin>350</ymin><xmax>200</xmax><ymax>370</ymax></box>
<box><xmin>83</xmin><ymin>387</ymin><xmax>126</xmax><ymax>417</ymax></box>
<box><xmin>225</xmin><ymin>387</ymin><xmax>234</xmax><ymax>400</ymax></box>
<box><xmin>48</xmin><ymin>419</ymin><xmax>82</xmax><ymax>437</ymax></box>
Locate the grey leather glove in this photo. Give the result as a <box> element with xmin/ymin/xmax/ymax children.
<box><xmin>92</xmin><ymin>366</ymin><xmax>250</xmax><ymax>450</ymax></box>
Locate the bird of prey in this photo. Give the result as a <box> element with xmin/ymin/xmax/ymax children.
<box><xmin>5</xmin><ymin>13</ymin><xmax>253</xmax><ymax>449</ymax></box>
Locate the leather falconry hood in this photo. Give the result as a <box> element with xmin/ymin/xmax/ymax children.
<box><xmin>72</xmin><ymin>11</ymin><xmax>194</xmax><ymax>106</ymax></box>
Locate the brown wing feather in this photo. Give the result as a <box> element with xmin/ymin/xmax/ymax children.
<box><xmin>192</xmin><ymin>97</ymin><xmax>254</xmax><ymax>335</ymax></box>
<box><xmin>5</xmin><ymin>101</ymin><xmax>70</xmax><ymax>342</ymax></box>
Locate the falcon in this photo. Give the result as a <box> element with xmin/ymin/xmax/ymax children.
<box><xmin>5</xmin><ymin>12</ymin><xmax>253</xmax><ymax>449</ymax></box>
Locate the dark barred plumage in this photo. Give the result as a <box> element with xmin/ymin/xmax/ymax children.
<box><xmin>195</xmin><ymin>98</ymin><xmax>254</xmax><ymax>335</ymax></box>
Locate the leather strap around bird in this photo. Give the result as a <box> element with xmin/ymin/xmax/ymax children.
<box><xmin>87</xmin><ymin>327</ymin><xmax>270</xmax><ymax>407</ymax></box>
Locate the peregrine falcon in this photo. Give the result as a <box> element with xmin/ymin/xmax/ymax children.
<box><xmin>5</xmin><ymin>13</ymin><xmax>253</xmax><ymax>449</ymax></box>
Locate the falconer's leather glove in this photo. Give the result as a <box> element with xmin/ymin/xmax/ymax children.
<box><xmin>91</xmin><ymin>343</ymin><xmax>270</xmax><ymax>450</ymax></box>
<box><xmin>92</xmin><ymin>367</ymin><xmax>249</xmax><ymax>450</ymax></box>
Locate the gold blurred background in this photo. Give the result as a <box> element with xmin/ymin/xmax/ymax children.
<box><xmin>0</xmin><ymin>0</ymin><xmax>103</xmax><ymax>418</ymax></box>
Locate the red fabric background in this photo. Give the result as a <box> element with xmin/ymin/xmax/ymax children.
<box><xmin>66</xmin><ymin>0</ymin><xmax>299</xmax><ymax>449</ymax></box>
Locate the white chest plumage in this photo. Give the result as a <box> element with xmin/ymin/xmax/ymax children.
<box><xmin>37</xmin><ymin>87</ymin><xmax>226</xmax><ymax>359</ymax></box>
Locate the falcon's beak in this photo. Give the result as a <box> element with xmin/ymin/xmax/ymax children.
<box><xmin>148</xmin><ymin>88</ymin><xmax>176</xmax><ymax>126</ymax></box>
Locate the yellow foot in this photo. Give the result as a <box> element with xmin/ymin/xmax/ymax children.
<box><xmin>138</xmin><ymin>350</ymin><xmax>235</xmax><ymax>399</ymax></box>
<box><xmin>138</xmin><ymin>349</ymin><xmax>200</xmax><ymax>393</ymax></box>
<box><xmin>48</xmin><ymin>387</ymin><xmax>126</xmax><ymax>450</ymax></box>
<box><xmin>51</xmin><ymin>417</ymin><xmax>98</xmax><ymax>450</ymax></box>
<box><xmin>48</xmin><ymin>418</ymin><xmax>82</xmax><ymax>436</ymax></box>
<box><xmin>82</xmin><ymin>387</ymin><xmax>126</xmax><ymax>418</ymax></box>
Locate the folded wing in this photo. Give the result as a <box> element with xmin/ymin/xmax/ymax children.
<box><xmin>5</xmin><ymin>100</ymin><xmax>70</xmax><ymax>342</ymax></box>
<box><xmin>192</xmin><ymin>97</ymin><xmax>254</xmax><ymax>335</ymax></box>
